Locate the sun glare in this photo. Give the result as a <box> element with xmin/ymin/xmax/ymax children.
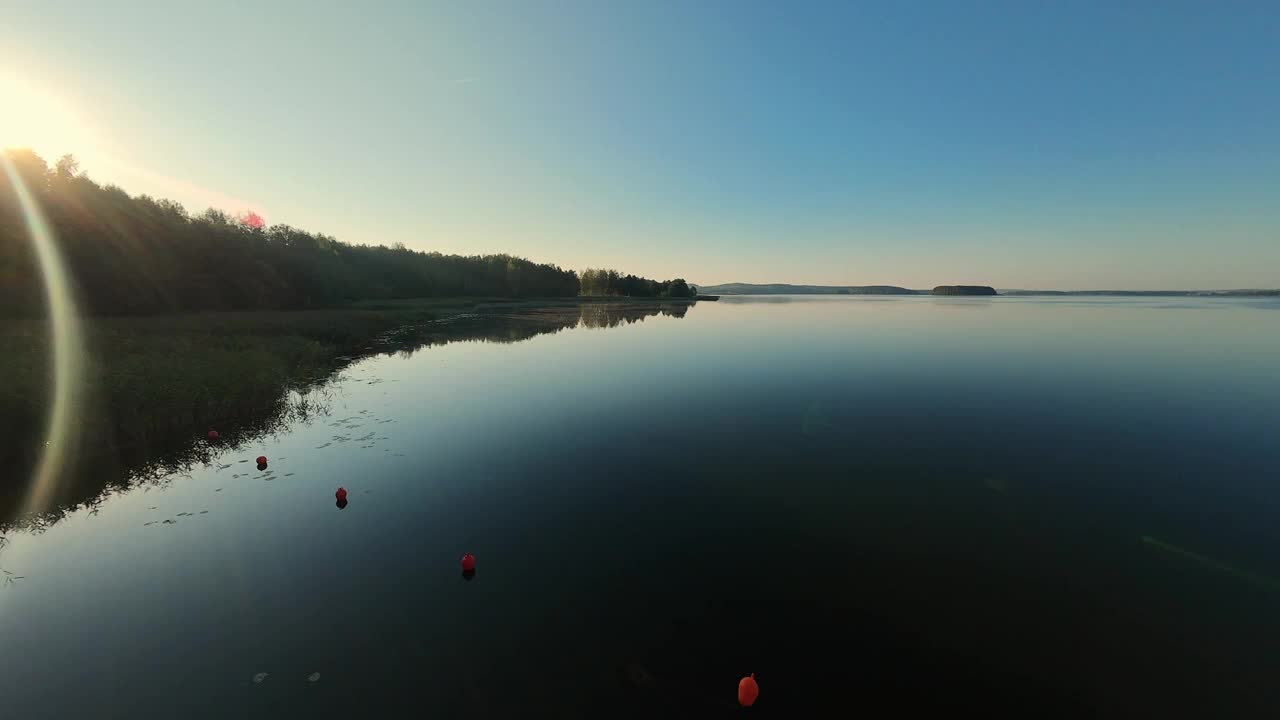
<box><xmin>0</xmin><ymin>73</ymin><xmax>94</xmax><ymax>161</ymax></box>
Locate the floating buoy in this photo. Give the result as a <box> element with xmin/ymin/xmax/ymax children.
<box><xmin>335</xmin><ymin>498</ymin><xmax>348</xmax><ymax>510</ymax></box>
<box><xmin>335</xmin><ymin>487</ymin><xmax>348</xmax><ymax>501</ymax></box>
<box><xmin>257</xmin><ymin>462</ymin><xmax>268</xmax><ymax>471</ymax></box>
<box><xmin>461</xmin><ymin>553</ymin><xmax>476</xmax><ymax>573</ymax></box>
<box><xmin>738</xmin><ymin>674</ymin><xmax>758</xmax><ymax>707</ymax></box>
<box><xmin>256</xmin><ymin>455</ymin><xmax>267</xmax><ymax>465</ymax></box>
<box><xmin>207</xmin><ymin>430</ymin><xmax>219</xmax><ymax>441</ymax></box>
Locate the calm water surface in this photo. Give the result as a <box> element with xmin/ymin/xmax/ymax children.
<box><xmin>3</xmin><ymin>296</ymin><xmax>1280</xmax><ymax>717</ymax></box>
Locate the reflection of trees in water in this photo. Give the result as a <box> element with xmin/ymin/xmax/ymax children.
<box><xmin>3</xmin><ymin>386</ymin><xmax>337</xmax><ymax>533</ymax></box>
<box><xmin>388</xmin><ymin>310</ymin><xmax>581</xmax><ymax>358</ymax></box>
<box><xmin>1</xmin><ymin>302</ymin><xmax>695</xmax><ymax>531</ymax></box>
<box><xmin>578</xmin><ymin>301</ymin><xmax>687</xmax><ymax>328</ymax></box>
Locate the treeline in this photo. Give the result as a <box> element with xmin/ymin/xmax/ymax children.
<box><xmin>0</xmin><ymin>150</ymin><xmax>584</xmax><ymax>316</ymax></box>
<box><xmin>579</xmin><ymin>268</ymin><xmax>695</xmax><ymax>298</ymax></box>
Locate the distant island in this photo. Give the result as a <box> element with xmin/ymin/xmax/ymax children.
<box><xmin>696</xmin><ymin>282</ymin><xmax>1278</xmax><ymax>298</ymax></box>
<box><xmin>932</xmin><ymin>285</ymin><xmax>998</xmax><ymax>296</ymax></box>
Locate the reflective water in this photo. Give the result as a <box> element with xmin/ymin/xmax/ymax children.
<box><xmin>3</xmin><ymin>296</ymin><xmax>1280</xmax><ymax>717</ymax></box>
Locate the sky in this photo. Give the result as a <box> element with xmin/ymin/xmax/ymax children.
<box><xmin>1</xmin><ymin>1</ymin><xmax>1277</xmax><ymax>289</ymax></box>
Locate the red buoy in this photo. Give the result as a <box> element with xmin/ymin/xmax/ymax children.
<box><xmin>256</xmin><ymin>455</ymin><xmax>267</xmax><ymax>465</ymax></box>
<box><xmin>461</xmin><ymin>553</ymin><xmax>476</xmax><ymax>573</ymax></box>
<box><xmin>207</xmin><ymin>430</ymin><xmax>219</xmax><ymax>441</ymax></box>
<box><xmin>738</xmin><ymin>674</ymin><xmax>759</xmax><ymax>707</ymax></box>
<box><xmin>335</xmin><ymin>487</ymin><xmax>347</xmax><ymax>501</ymax></box>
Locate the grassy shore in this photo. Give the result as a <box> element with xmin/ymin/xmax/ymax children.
<box><xmin>2</xmin><ymin>297</ymin><xmax>554</xmax><ymax>459</ymax></box>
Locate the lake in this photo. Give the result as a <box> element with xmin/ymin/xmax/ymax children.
<box><xmin>3</xmin><ymin>295</ymin><xmax>1280</xmax><ymax>718</ymax></box>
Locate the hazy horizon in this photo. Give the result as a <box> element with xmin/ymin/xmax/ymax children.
<box><xmin>3</xmin><ymin>2</ymin><xmax>1278</xmax><ymax>290</ymax></box>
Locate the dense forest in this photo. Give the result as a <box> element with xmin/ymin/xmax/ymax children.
<box><xmin>0</xmin><ymin>150</ymin><xmax>595</xmax><ymax>315</ymax></box>
<box><xmin>579</xmin><ymin>268</ymin><xmax>695</xmax><ymax>298</ymax></box>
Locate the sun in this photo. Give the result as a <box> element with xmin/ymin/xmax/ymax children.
<box><xmin>0</xmin><ymin>73</ymin><xmax>95</xmax><ymax>163</ymax></box>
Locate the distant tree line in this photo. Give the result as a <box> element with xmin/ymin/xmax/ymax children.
<box><xmin>579</xmin><ymin>268</ymin><xmax>695</xmax><ymax>298</ymax></box>
<box><xmin>931</xmin><ymin>285</ymin><xmax>998</xmax><ymax>296</ymax></box>
<box><xmin>1</xmin><ymin>150</ymin><xmax>616</xmax><ymax>316</ymax></box>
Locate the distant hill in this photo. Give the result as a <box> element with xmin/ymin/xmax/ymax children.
<box><xmin>695</xmin><ymin>283</ymin><xmax>922</xmax><ymax>295</ymax></box>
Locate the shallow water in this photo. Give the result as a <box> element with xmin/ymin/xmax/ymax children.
<box><xmin>3</xmin><ymin>296</ymin><xmax>1280</xmax><ymax>717</ymax></box>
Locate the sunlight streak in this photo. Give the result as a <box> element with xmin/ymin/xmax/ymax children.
<box><xmin>96</xmin><ymin>155</ymin><xmax>267</xmax><ymax>220</ymax></box>
<box><xmin>2</xmin><ymin>155</ymin><xmax>86</xmax><ymax>517</ymax></box>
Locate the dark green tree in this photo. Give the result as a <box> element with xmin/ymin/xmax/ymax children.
<box><xmin>0</xmin><ymin>150</ymin><xmax>586</xmax><ymax>316</ymax></box>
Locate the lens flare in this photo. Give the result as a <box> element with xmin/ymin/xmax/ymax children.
<box><xmin>2</xmin><ymin>154</ymin><xmax>86</xmax><ymax>518</ymax></box>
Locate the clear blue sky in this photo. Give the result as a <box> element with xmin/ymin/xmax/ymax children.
<box><xmin>3</xmin><ymin>1</ymin><xmax>1278</xmax><ymax>289</ymax></box>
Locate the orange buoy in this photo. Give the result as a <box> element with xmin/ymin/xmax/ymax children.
<box><xmin>461</xmin><ymin>553</ymin><xmax>476</xmax><ymax>573</ymax></box>
<box><xmin>738</xmin><ymin>674</ymin><xmax>758</xmax><ymax>707</ymax></box>
<box><xmin>335</xmin><ymin>487</ymin><xmax>348</xmax><ymax>501</ymax></box>
<box><xmin>207</xmin><ymin>430</ymin><xmax>219</xmax><ymax>441</ymax></box>
<box><xmin>256</xmin><ymin>455</ymin><xmax>267</xmax><ymax>465</ymax></box>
